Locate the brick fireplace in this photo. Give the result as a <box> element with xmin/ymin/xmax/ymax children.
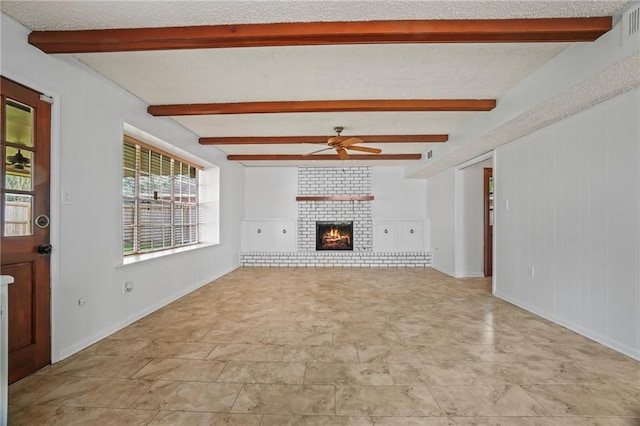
<box><xmin>240</xmin><ymin>166</ymin><xmax>431</xmax><ymax>267</ymax></box>
<box><xmin>297</xmin><ymin>167</ymin><xmax>372</xmax><ymax>251</ymax></box>
<box><xmin>316</xmin><ymin>221</ymin><xmax>353</xmax><ymax>251</ymax></box>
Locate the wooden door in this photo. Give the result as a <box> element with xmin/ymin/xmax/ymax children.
<box><xmin>484</xmin><ymin>168</ymin><xmax>493</xmax><ymax>277</ymax></box>
<box><xmin>1</xmin><ymin>77</ymin><xmax>52</xmax><ymax>384</ymax></box>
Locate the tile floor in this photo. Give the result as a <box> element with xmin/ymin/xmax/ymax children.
<box><xmin>8</xmin><ymin>267</ymin><xmax>640</xmax><ymax>425</ymax></box>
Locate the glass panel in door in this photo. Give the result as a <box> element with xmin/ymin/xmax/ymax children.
<box><xmin>3</xmin><ymin>97</ymin><xmax>36</xmax><ymax>237</ymax></box>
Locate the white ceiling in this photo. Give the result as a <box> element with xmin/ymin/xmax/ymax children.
<box><xmin>1</xmin><ymin>0</ymin><xmax>633</xmax><ymax>169</ymax></box>
<box><xmin>77</xmin><ymin>43</ymin><xmax>569</xmax><ymax>104</ymax></box>
<box><xmin>1</xmin><ymin>1</ymin><xmax>628</xmax><ymax>29</ymax></box>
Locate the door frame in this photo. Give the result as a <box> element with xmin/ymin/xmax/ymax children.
<box><xmin>454</xmin><ymin>152</ymin><xmax>495</xmax><ymax>280</ymax></box>
<box><xmin>2</xmin><ymin>71</ymin><xmax>61</xmax><ymax>363</ymax></box>
<box><xmin>484</xmin><ymin>167</ymin><xmax>493</xmax><ymax>277</ymax></box>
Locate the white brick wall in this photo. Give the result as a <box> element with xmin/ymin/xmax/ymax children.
<box><xmin>297</xmin><ymin>201</ymin><xmax>372</xmax><ymax>251</ymax></box>
<box><xmin>240</xmin><ymin>251</ymin><xmax>432</xmax><ymax>267</ymax></box>
<box><xmin>298</xmin><ymin>167</ymin><xmax>372</xmax><ymax>195</ymax></box>
<box><xmin>297</xmin><ymin>167</ymin><xmax>373</xmax><ymax>251</ymax></box>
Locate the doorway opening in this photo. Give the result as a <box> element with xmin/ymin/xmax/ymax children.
<box><xmin>484</xmin><ymin>168</ymin><xmax>493</xmax><ymax>277</ymax></box>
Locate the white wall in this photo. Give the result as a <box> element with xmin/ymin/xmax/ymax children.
<box><xmin>494</xmin><ymin>87</ymin><xmax>640</xmax><ymax>360</ymax></box>
<box><xmin>372</xmin><ymin>167</ymin><xmax>427</xmax><ymax>219</ymax></box>
<box><xmin>244</xmin><ymin>167</ymin><xmax>297</xmax><ymax>218</ymax></box>
<box><xmin>426</xmin><ymin>169</ymin><xmax>455</xmax><ymax>275</ymax></box>
<box><xmin>1</xmin><ymin>15</ymin><xmax>245</xmax><ymax>360</ymax></box>
<box><xmin>243</xmin><ymin>166</ymin><xmax>427</xmax><ymax>220</ymax></box>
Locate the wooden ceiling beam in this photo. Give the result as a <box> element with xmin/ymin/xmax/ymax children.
<box><xmin>200</xmin><ymin>134</ymin><xmax>448</xmax><ymax>145</ymax></box>
<box><xmin>227</xmin><ymin>154</ymin><xmax>422</xmax><ymax>161</ymax></box>
<box><xmin>29</xmin><ymin>18</ymin><xmax>612</xmax><ymax>54</ymax></box>
<box><xmin>149</xmin><ymin>99</ymin><xmax>496</xmax><ymax>116</ymax></box>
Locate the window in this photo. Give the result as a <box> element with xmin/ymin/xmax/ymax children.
<box><xmin>123</xmin><ymin>136</ymin><xmax>201</xmax><ymax>255</ymax></box>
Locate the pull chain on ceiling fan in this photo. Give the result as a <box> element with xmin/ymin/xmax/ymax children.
<box><xmin>305</xmin><ymin>126</ymin><xmax>382</xmax><ymax>159</ymax></box>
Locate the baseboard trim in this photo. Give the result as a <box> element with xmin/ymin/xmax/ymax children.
<box><xmin>431</xmin><ymin>264</ymin><xmax>455</xmax><ymax>277</ymax></box>
<box><xmin>494</xmin><ymin>291</ymin><xmax>640</xmax><ymax>362</ymax></box>
<box><xmin>456</xmin><ymin>272</ymin><xmax>486</xmax><ymax>278</ymax></box>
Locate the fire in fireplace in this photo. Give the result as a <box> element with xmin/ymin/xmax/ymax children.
<box><xmin>316</xmin><ymin>221</ymin><xmax>353</xmax><ymax>251</ymax></box>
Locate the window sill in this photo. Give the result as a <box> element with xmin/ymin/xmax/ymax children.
<box><xmin>117</xmin><ymin>243</ymin><xmax>217</xmax><ymax>270</ymax></box>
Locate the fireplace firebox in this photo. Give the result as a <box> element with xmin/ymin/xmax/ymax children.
<box><xmin>316</xmin><ymin>221</ymin><xmax>353</xmax><ymax>251</ymax></box>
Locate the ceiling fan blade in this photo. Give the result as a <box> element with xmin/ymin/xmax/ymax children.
<box><xmin>340</xmin><ymin>137</ymin><xmax>364</xmax><ymax>147</ymax></box>
<box><xmin>303</xmin><ymin>146</ymin><xmax>334</xmax><ymax>156</ymax></box>
<box><xmin>346</xmin><ymin>145</ymin><xmax>382</xmax><ymax>154</ymax></box>
<box><xmin>335</xmin><ymin>146</ymin><xmax>350</xmax><ymax>160</ymax></box>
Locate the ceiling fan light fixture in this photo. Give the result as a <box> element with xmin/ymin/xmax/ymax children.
<box><xmin>304</xmin><ymin>126</ymin><xmax>382</xmax><ymax>159</ymax></box>
<box><xmin>7</xmin><ymin>149</ymin><xmax>30</xmax><ymax>167</ymax></box>
<box><xmin>327</xmin><ymin>126</ymin><xmax>344</xmax><ymax>145</ymax></box>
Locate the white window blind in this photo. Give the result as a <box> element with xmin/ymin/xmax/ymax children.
<box><xmin>123</xmin><ymin>136</ymin><xmax>200</xmax><ymax>255</ymax></box>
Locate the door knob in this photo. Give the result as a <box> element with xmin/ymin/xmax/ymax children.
<box><xmin>36</xmin><ymin>244</ymin><xmax>52</xmax><ymax>255</ymax></box>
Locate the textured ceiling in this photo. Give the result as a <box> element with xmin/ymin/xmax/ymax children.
<box><xmin>77</xmin><ymin>43</ymin><xmax>569</xmax><ymax>104</ymax></box>
<box><xmin>0</xmin><ymin>1</ymin><xmax>629</xmax><ymax>30</ymax></box>
<box><xmin>171</xmin><ymin>112</ymin><xmax>477</xmax><ymax>138</ymax></box>
<box><xmin>1</xmin><ymin>0</ymin><xmax>634</xmax><ymax>169</ymax></box>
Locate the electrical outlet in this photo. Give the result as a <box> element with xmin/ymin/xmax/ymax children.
<box><xmin>78</xmin><ymin>297</ymin><xmax>87</xmax><ymax>306</ymax></box>
<box><xmin>124</xmin><ymin>281</ymin><xmax>134</xmax><ymax>293</ymax></box>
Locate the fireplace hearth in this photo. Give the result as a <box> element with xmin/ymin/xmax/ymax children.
<box><xmin>316</xmin><ymin>221</ymin><xmax>353</xmax><ymax>251</ymax></box>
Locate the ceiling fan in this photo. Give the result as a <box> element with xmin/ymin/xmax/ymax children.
<box><xmin>305</xmin><ymin>127</ymin><xmax>382</xmax><ymax>159</ymax></box>
<box><xmin>6</xmin><ymin>149</ymin><xmax>31</xmax><ymax>170</ymax></box>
